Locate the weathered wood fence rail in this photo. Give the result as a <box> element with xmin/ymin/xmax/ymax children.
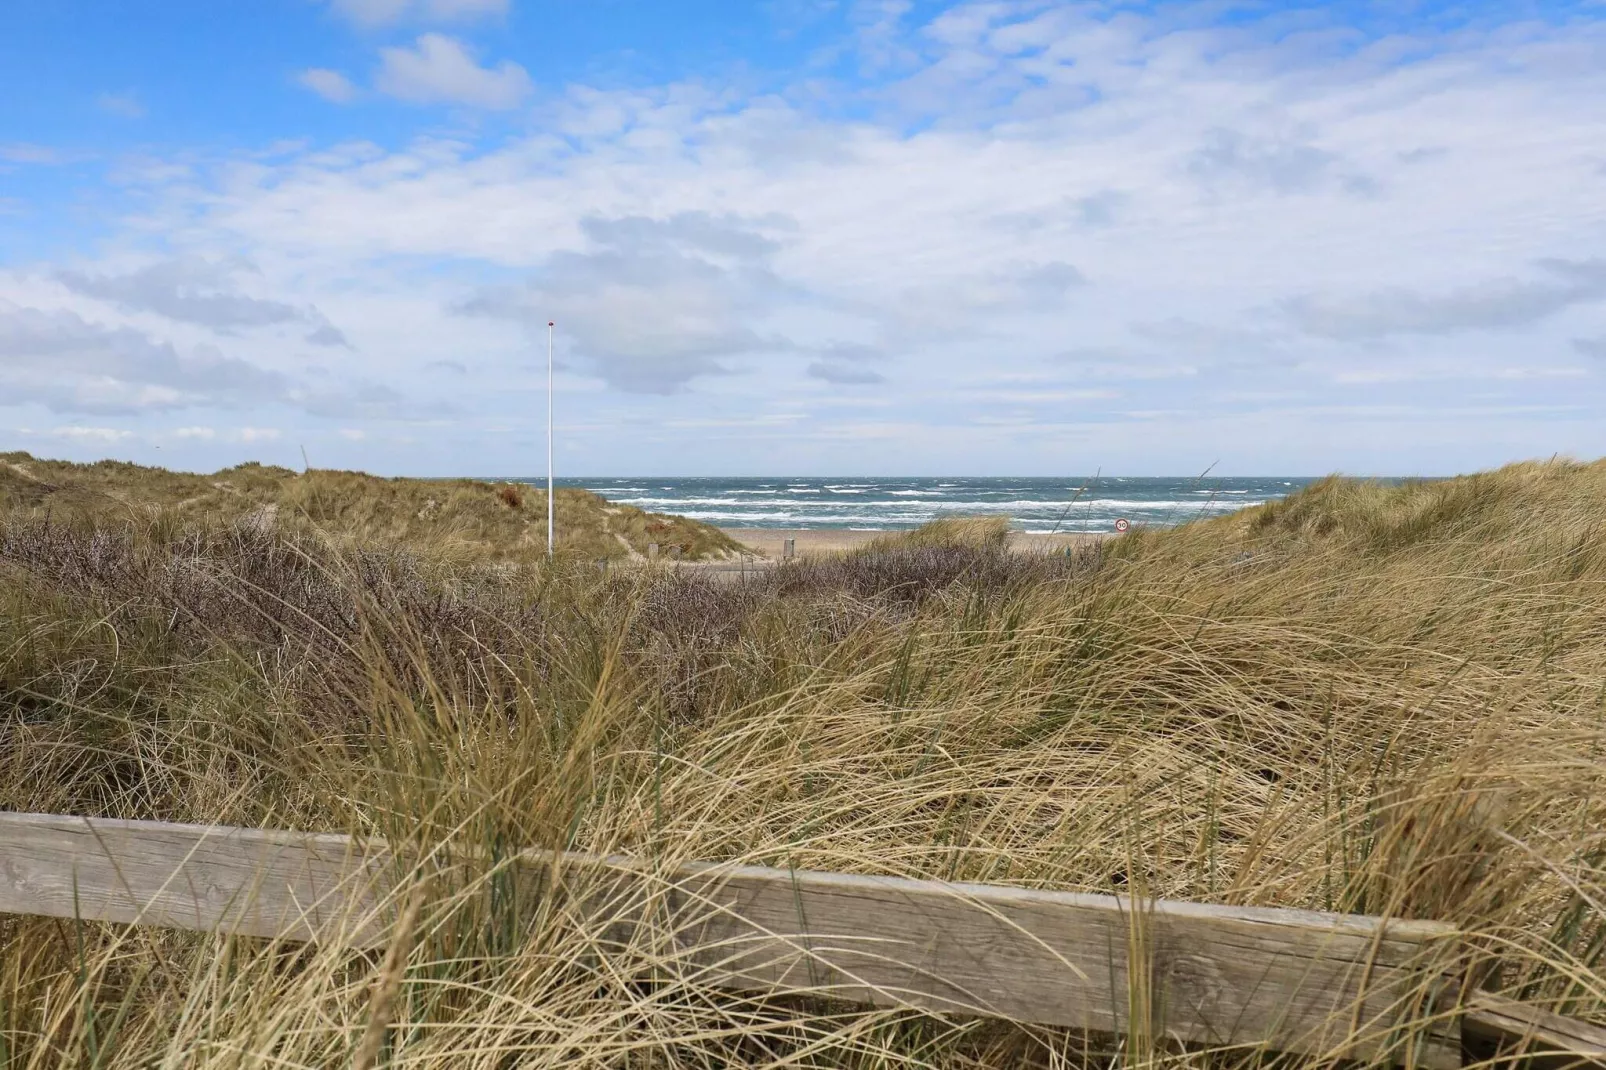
<box><xmin>0</xmin><ymin>811</ymin><xmax>1601</xmax><ymax>1068</ymax></box>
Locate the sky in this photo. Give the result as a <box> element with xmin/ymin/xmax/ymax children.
<box><xmin>2</xmin><ymin>0</ymin><xmax>1605</xmax><ymax>477</ymax></box>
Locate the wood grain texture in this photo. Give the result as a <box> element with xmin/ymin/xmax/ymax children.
<box><xmin>0</xmin><ymin>811</ymin><xmax>394</xmax><ymax>945</ymax></box>
<box><xmin>630</xmin><ymin>859</ymin><xmax>1462</xmax><ymax>1067</ymax></box>
<box><xmin>1464</xmin><ymin>990</ymin><xmax>1606</xmax><ymax>1069</ymax></box>
<box><xmin>0</xmin><ymin>811</ymin><xmax>1464</xmax><ymax>1065</ymax></box>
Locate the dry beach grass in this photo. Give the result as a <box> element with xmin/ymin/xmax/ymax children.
<box><xmin>0</xmin><ymin>451</ymin><xmax>744</xmax><ymax>564</ymax></box>
<box><xmin>2</xmin><ymin>459</ymin><xmax>1606</xmax><ymax>1065</ymax></box>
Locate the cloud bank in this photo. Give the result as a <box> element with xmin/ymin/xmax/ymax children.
<box><xmin>4</xmin><ymin>1</ymin><xmax>1606</xmax><ymax>475</ymax></box>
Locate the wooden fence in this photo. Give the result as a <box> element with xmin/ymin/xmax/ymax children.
<box><xmin>1</xmin><ymin>810</ymin><xmax>1602</xmax><ymax>1068</ymax></box>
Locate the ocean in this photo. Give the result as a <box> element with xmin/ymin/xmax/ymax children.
<box><xmin>542</xmin><ymin>476</ymin><xmax>1317</xmax><ymax>532</ymax></box>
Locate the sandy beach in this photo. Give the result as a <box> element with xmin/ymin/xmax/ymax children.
<box><xmin>719</xmin><ymin>527</ymin><xmax>1106</xmax><ymax>559</ymax></box>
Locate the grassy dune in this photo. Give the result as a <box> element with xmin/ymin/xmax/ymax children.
<box><xmin>2</xmin><ymin>458</ymin><xmax>1606</xmax><ymax>1065</ymax></box>
<box><xmin>0</xmin><ymin>451</ymin><xmax>744</xmax><ymax>562</ymax></box>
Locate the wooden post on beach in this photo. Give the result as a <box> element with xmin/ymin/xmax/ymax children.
<box><xmin>784</xmin><ymin>537</ymin><xmax>795</xmax><ymax>561</ymax></box>
<box><xmin>648</xmin><ymin>542</ymin><xmax>658</xmax><ymax>560</ymax></box>
<box><xmin>669</xmin><ymin>546</ymin><xmax>681</xmax><ymax>561</ymax></box>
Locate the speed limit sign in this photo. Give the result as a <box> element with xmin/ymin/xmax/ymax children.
<box><xmin>1113</xmin><ymin>518</ymin><xmax>1130</xmax><ymax>533</ymax></box>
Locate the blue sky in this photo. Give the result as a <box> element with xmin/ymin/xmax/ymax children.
<box><xmin>2</xmin><ymin>0</ymin><xmax>1605</xmax><ymax>476</ymax></box>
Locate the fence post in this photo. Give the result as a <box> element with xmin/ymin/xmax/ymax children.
<box><xmin>648</xmin><ymin>542</ymin><xmax>658</xmax><ymax>560</ymax></box>
<box><xmin>783</xmin><ymin>537</ymin><xmax>795</xmax><ymax>561</ymax></box>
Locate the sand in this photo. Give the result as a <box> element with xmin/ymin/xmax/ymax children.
<box><xmin>719</xmin><ymin>527</ymin><xmax>1106</xmax><ymax>560</ymax></box>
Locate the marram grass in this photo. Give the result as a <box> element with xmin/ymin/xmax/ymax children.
<box><xmin>0</xmin><ymin>450</ymin><xmax>744</xmax><ymax>563</ymax></box>
<box><xmin>3</xmin><ymin>458</ymin><xmax>1606</xmax><ymax>1066</ymax></box>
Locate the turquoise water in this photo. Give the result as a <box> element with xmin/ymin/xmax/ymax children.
<box><xmin>518</xmin><ymin>476</ymin><xmax>1320</xmax><ymax>532</ymax></box>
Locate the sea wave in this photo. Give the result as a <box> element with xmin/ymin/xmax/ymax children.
<box><xmin>1068</xmin><ymin>498</ymin><xmax>1267</xmax><ymax>511</ymax></box>
<box><xmin>614</xmin><ymin>496</ymin><xmax>882</xmax><ymax>507</ymax></box>
<box><xmin>550</xmin><ymin>475</ymin><xmax>1304</xmax><ymax>529</ymax></box>
<box><xmin>679</xmin><ymin>511</ymin><xmax>938</xmax><ymax>523</ymax></box>
<box><xmin>811</xmin><ymin>498</ymin><xmax>1265</xmax><ymax>512</ymax></box>
<box><xmin>614</xmin><ymin>497</ymin><xmax>1267</xmax><ymax>514</ymax></box>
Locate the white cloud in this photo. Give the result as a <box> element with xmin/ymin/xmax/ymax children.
<box><xmin>56</xmin><ymin>258</ymin><xmax>310</xmax><ymax>330</ymax></box>
<box><xmin>1186</xmin><ymin>128</ymin><xmax>1372</xmax><ymax>197</ymax></box>
<box><xmin>0</xmin><ymin>305</ymin><xmax>290</xmax><ymax>413</ymax></box>
<box><xmin>662</xmin><ymin>412</ymin><xmax>808</xmax><ymax>430</ymax></box>
<box><xmin>305</xmin><ymin>323</ymin><xmax>351</xmax><ymax>347</ymax></box>
<box><xmin>375</xmin><ymin>34</ymin><xmax>531</xmax><ymax>109</ymax></box>
<box><xmin>235</xmin><ymin>427</ymin><xmax>281</xmax><ymax>443</ymax></box>
<box><xmin>170</xmin><ymin>426</ymin><xmax>217</xmax><ymax>439</ymax></box>
<box><xmin>0</xmin><ymin>143</ymin><xmax>61</xmax><ymax>165</ymax></box>
<box><xmin>327</xmin><ymin>0</ymin><xmax>507</xmax><ymax>27</ymax></box>
<box><xmin>461</xmin><ymin>212</ymin><xmax>791</xmax><ymax>392</ymax></box>
<box><xmin>20</xmin><ymin>426</ymin><xmax>134</xmax><ymax>443</ymax></box>
<box><xmin>808</xmin><ymin>343</ymin><xmax>889</xmax><ymax>385</ymax></box>
<box><xmin>885</xmin><ymin>261</ymin><xmax>1087</xmax><ymax>332</ymax></box>
<box><xmin>1285</xmin><ymin>261</ymin><xmax>1606</xmax><ymax>340</ymax></box>
<box><xmin>1332</xmin><ymin>364</ymin><xmax>1589</xmax><ymax>385</ymax></box>
<box><xmin>298</xmin><ymin>68</ymin><xmax>358</xmax><ymax>104</ymax></box>
<box><xmin>96</xmin><ymin>92</ymin><xmax>145</xmax><ymax>118</ymax></box>
<box><xmin>0</xmin><ymin>296</ymin><xmax>392</xmax><ymax>421</ymax></box>
<box><xmin>971</xmin><ymin>389</ymin><xmax>1121</xmax><ymax>403</ymax></box>
<box><xmin>808</xmin><ymin>361</ymin><xmax>884</xmax><ymax>385</ymax></box>
<box><xmin>849</xmin><ymin>0</ymin><xmax>918</xmax><ymax>74</ymax></box>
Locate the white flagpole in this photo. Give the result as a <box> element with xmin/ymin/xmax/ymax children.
<box><xmin>546</xmin><ymin>320</ymin><xmax>555</xmax><ymax>559</ymax></box>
